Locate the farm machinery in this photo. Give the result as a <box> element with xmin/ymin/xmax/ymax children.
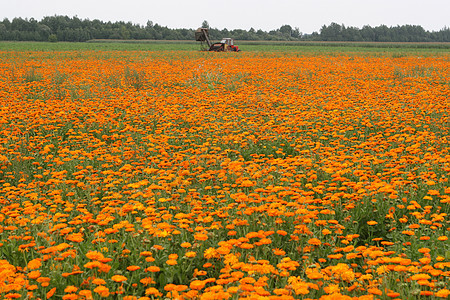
<box><xmin>195</xmin><ymin>28</ymin><xmax>240</xmax><ymax>52</ymax></box>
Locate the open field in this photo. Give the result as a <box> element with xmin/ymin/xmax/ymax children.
<box><xmin>0</xmin><ymin>44</ymin><xmax>449</xmax><ymax>299</ymax></box>
<box><xmin>1</xmin><ymin>40</ymin><xmax>450</xmax><ymax>53</ymax></box>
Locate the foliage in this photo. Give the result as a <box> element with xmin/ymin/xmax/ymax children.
<box><xmin>0</xmin><ymin>16</ymin><xmax>449</xmax><ymax>42</ymax></box>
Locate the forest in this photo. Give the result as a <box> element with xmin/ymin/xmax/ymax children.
<box><xmin>0</xmin><ymin>15</ymin><xmax>449</xmax><ymax>42</ymax></box>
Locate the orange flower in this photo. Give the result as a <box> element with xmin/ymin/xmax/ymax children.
<box><xmin>166</xmin><ymin>259</ymin><xmax>177</xmax><ymax>266</ymax></box>
<box><xmin>64</xmin><ymin>286</ymin><xmax>78</xmax><ymax>293</ymax></box>
<box><xmin>204</xmin><ymin>247</ymin><xmax>219</xmax><ymax>259</ymax></box>
<box><xmin>146</xmin><ymin>266</ymin><xmax>160</xmax><ymax>272</ymax></box>
<box><xmin>410</xmin><ymin>273</ymin><xmax>431</xmax><ymax>281</ymax></box>
<box><xmin>435</xmin><ymin>289</ymin><xmax>450</xmax><ymax>298</ymax></box>
<box><xmin>145</xmin><ymin>287</ymin><xmax>162</xmax><ymax>296</ymax></box>
<box><xmin>308</xmin><ymin>238</ymin><xmax>322</xmax><ymax>246</ymax></box>
<box><xmin>111</xmin><ymin>275</ymin><xmax>127</xmax><ymax>282</ymax></box>
<box><xmin>126</xmin><ymin>265</ymin><xmax>140</xmax><ymax>271</ymax></box>
<box><xmin>79</xmin><ymin>290</ymin><xmax>93</xmax><ymax>299</ymax></box>
<box><xmin>307</xmin><ymin>272</ymin><xmax>323</xmax><ymax>280</ymax></box>
<box><xmin>46</xmin><ymin>288</ymin><xmax>57</xmax><ymax>299</ymax></box>
<box><xmin>190</xmin><ymin>280</ymin><xmax>206</xmax><ymax>290</ymax></box>
<box><xmin>92</xmin><ymin>278</ymin><xmax>106</xmax><ymax>285</ymax></box>
<box><xmin>28</xmin><ymin>270</ymin><xmax>41</xmax><ymax>279</ymax></box>
<box><xmin>323</xmin><ymin>284</ymin><xmax>340</xmax><ymax>294</ymax></box>
<box><xmin>239</xmin><ymin>243</ymin><xmax>254</xmax><ymax>249</ymax></box>
<box><xmin>387</xmin><ymin>292</ymin><xmax>401</xmax><ymax>298</ymax></box>
<box><xmin>368</xmin><ymin>288</ymin><xmax>383</xmax><ymax>295</ymax></box>
<box><xmin>168</xmin><ymin>254</ymin><xmax>178</xmax><ymax>260</ymax></box>
<box><xmin>194</xmin><ymin>233</ymin><xmax>208</xmax><ymax>241</ymax></box>
<box><xmin>140</xmin><ymin>277</ymin><xmax>156</xmax><ymax>285</ymax></box>
<box><xmin>27</xmin><ymin>258</ymin><xmax>42</xmax><ymax>270</ymax></box>
<box><xmin>273</xmin><ymin>248</ymin><xmax>286</xmax><ymax>256</ymax></box>
<box><xmin>93</xmin><ymin>285</ymin><xmax>110</xmax><ymax>297</ymax></box>
<box><xmin>86</xmin><ymin>251</ymin><xmax>105</xmax><ymax>261</ymax></box>
<box><xmin>185</xmin><ymin>251</ymin><xmax>197</xmax><ymax>258</ymax></box>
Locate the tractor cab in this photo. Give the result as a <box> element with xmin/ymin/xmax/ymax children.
<box><xmin>217</xmin><ymin>38</ymin><xmax>239</xmax><ymax>52</ymax></box>
<box><xmin>220</xmin><ymin>38</ymin><xmax>234</xmax><ymax>46</ymax></box>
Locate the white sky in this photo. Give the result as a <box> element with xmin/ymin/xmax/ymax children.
<box><xmin>1</xmin><ymin>0</ymin><xmax>449</xmax><ymax>33</ymax></box>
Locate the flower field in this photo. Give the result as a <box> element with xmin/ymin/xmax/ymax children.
<box><xmin>0</xmin><ymin>48</ymin><xmax>449</xmax><ymax>299</ymax></box>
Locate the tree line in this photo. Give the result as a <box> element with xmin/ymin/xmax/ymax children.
<box><xmin>0</xmin><ymin>16</ymin><xmax>448</xmax><ymax>42</ymax></box>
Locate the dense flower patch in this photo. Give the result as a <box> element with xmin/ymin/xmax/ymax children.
<box><xmin>0</xmin><ymin>49</ymin><xmax>449</xmax><ymax>299</ymax></box>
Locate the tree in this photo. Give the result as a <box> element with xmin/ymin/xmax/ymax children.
<box><xmin>201</xmin><ymin>20</ymin><xmax>209</xmax><ymax>29</ymax></box>
<box><xmin>48</xmin><ymin>34</ymin><xmax>57</xmax><ymax>42</ymax></box>
<box><xmin>320</xmin><ymin>23</ymin><xmax>343</xmax><ymax>41</ymax></box>
<box><xmin>279</xmin><ymin>25</ymin><xmax>292</xmax><ymax>36</ymax></box>
<box><xmin>361</xmin><ymin>25</ymin><xmax>375</xmax><ymax>41</ymax></box>
<box><xmin>119</xmin><ymin>25</ymin><xmax>130</xmax><ymax>39</ymax></box>
<box><xmin>292</xmin><ymin>27</ymin><xmax>302</xmax><ymax>39</ymax></box>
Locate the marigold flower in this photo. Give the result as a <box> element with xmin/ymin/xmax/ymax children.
<box><xmin>259</xmin><ymin>238</ymin><xmax>272</xmax><ymax>245</ymax></box>
<box><xmin>92</xmin><ymin>278</ymin><xmax>106</xmax><ymax>285</ymax></box>
<box><xmin>190</xmin><ymin>280</ymin><xmax>206</xmax><ymax>290</ymax></box>
<box><xmin>27</xmin><ymin>258</ymin><xmax>42</xmax><ymax>270</ymax></box>
<box><xmin>111</xmin><ymin>275</ymin><xmax>127</xmax><ymax>282</ymax></box>
<box><xmin>64</xmin><ymin>286</ymin><xmax>78</xmax><ymax>293</ymax></box>
<box><xmin>308</xmin><ymin>238</ymin><xmax>321</xmax><ymax>246</ymax></box>
<box><xmin>164</xmin><ymin>284</ymin><xmax>177</xmax><ymax>291</ymax></box>
<box><xmin>323</xmin><ymin>284</ymin><xmax>340</xmax><ymax>294</ymax></box>
<box><xmin>194</xmin><ymin>233</ymin><xmax>208</xmax><ymax>241</ymax></box>
<box><xmin>410</xmin><ymin>273</ymin><xmax>431</xmax><ymax>281</ymax></box>
<box><xmin>86</xmin><ymin>251</ymin><xmax>105</xmax><ymax>260</ymax></box>
<box><xmin>216</xmin><ymin>246</ymin><xmax>230</xmax><ymax>255</ymax></box>
<box><xmin>328</xmin><ymin>254</ymin><xmax>343</xmax><ymax>260</ymax></box>
<box><xmin>28</xmin><ymin>270</ymin><xmax>41</xmax><ymax>279</ymax></box>
<box><xmin>307</xmin><ymin>272</ymin><xmax>323</xmax><ymax>280</ymax></box>
<box><xmin>166</xmin><ymin>259</ymin><xmax>177</xmax><ymax>266</ymax></box>
<box><xmin>387</xmin><ymin>292</ymin><xmax>401</xmax><ymax>298</ymax></box>
<box><xmin>272</xmin><ymin>248</ymin><xmax>286</xmax><ymax>256</ymax></box>
<box><xmin>185</xmin><ymin>251</ymin><xmax>197</xmax><ymax>258</ymax></box>
<box><xmin>145</xmin><ymin>287</ymin><xmax>162</xmax><ymax>296</ymax></box>
<box><xmin>79</xmin><ymin>290</ymin><xmax>93</xmax><ymax>299</ymax></box>
<box><xmin>435</xmin><ymin>289</ymin><xmax>450</xmax><ymax>298</ymax></box>
<box><xmin>368</xmin><ymin>288</ymin><xmax>383</xmax><ymax>295</ymax></box>
<box><xmin>168</xmin><ymin>253</ymin><xmax>178</xmax><ymax>260</ymax></box>
<box><xmin>322</xmin><ymin>229</ymin><xmax>332</xmax><ymax>235</ymax></box>
<box><xmin>239</xmin><ymin>243</ymin><xmax>254</xmax><ymax>249</ymax></box>
<box><xmin>180</xmin><ymin>242</ymin><xmax>192</xmax><ymax>248</ymax></box>
<box><xmin>146</xmin><ymin>266</ymin><xmax>160</xmax><ymax>272</ymax></box>
<box><xmin>126</xmin><ymin>265</ymin><xmax>140</xmax><ymax>271</ymax></box>
<box><xmin>93</xmin><ymin>285</ymin><xmax>110</xmax><ymax>297</ymax></box>
<box><xmin>46</xmin><ymin>288</ymin><xmax>57</xmax><ymax>299</ymax></box>
<box><xmin>204</xmin><ymin>247</ymin><xmax>218</xmax><ymax>259</ymax></box>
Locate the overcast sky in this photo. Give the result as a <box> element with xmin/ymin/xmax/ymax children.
<box><xmin>2</xmin><ymin>0</ymin><xmax>449</xmax><ymax>33</ymax></box>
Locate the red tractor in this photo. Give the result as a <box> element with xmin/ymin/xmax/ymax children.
<box><xmin>195</xmin><ymin>28</ymin><xmax>240</xmax><ymax>52</ymax></box>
